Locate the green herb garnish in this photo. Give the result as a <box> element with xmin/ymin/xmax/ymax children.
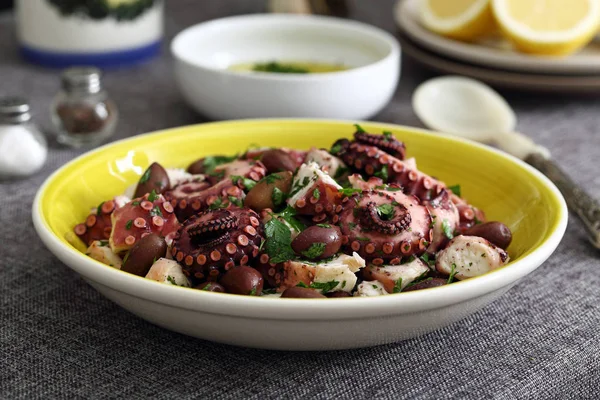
<box><xmin>309</xmin><ymin>280</ymin><xmax>339</xmax><ymax>293</ymax></box>
<box><xmin>448</xmin><ymin>263</ymin><xmax>457</xmax><ymax>284</ymax></box>
<box><xmin>338</xmin><ymin>187</ymin><xmax>362</xmax><ymax>196</ymax></box>
<box><xmin>316</xmin><ymin>224</ymin><xmax>331</xmax><ymax>228</ymax></box>
<box><xmin>278</xmin><ymin>206</ymin><xmax>305</xmax><ymax>233</ymax></box>
<box><xmin>253</xmin><ymin>61</ymin><xmax>309</xmax><ymax>74</ymax></box>
<box><xmin>229</xmin><ymin>196</ymin><xmax>243</xmax><ymax>208</ymax></box>
<box><xmin>125</xmin><ymin>219</ymin><xmax>133</xmax><ymax>230</ymax></box>
<box><xmin>261</xmin><ymin>174</ymin><xmax>283</xmax><ymax>184</ymax></box>
<box><xmin>330</xmin><ymin>143</ymin><xmax>343</xmax><ymax>154</ymax></box>
<box><xmin>149</xmin><ymin>206</ymin><xmax>163</xmax><ymax>217</ymax></box>
<box><xmin>139</xmin><ymin>168</ymin><xmax>151</xmax><ymax>184</ymax></box>
<box><xmin>313</xmin><ymin>188</ymin><xmax>320</xmax><ymax>200</ymax></box>
<box><xmin>354</xmin><ymin>123</ymin><xmax>365</xmax><ymax>133</ymax></box>
<box><xmin>264</xmin><ymin>216</ymin><xmax>296</xmax><ymax>264</ymax></box>
<box><xmin>376</xmin><ymin>203</ymin><xmax>395</xmax><ymax>220</ymax></box>
<box><xmin>442</xmin><ymin>219</ymin><xmax>454</xmax><ymax>240</ymax></box>
<box><xmin>96</xmin><ymin>201</ymin><xmax>105</xmax><ymax>216</ymax></box>
<box><xmin>448</xmin><ymin>184</ymin><xmax>461</xmax><ymax>197</ymax></box>
<box><xmin>230</xmin><ymin>175</ymin><xmax>257</xmax><ymax>191</ymax></box>
<box><xmin>167</xmin><ymin>275</ymin><xmax>178</xmax><ymax>286</ymax></box>
<box><xmin>148</xmin><ymin>189</ymin><xmax>158</xmax><ymax>202</ymax></box>
<box><xmin>301</xmin><ymin>242</ymin><xmax>326</xmax><ymax>259</ymax></box>
<box><xmin>249</xmin><ymin>287</ymin><xmax>257</xmax><ymax>296</ymax></box>
<box><xmin>98</xmin><ymin>240</ymin><xmax>109</xmax><ymax>247</ymax></box>
<box><xmin>374</xmin><ymin>165</ymin><xmax>389</xmax><ymax>181</ymax></box>
<box><xmin>393</xmin><ymin>278</ymin><xmax>403</xmax><ymax>293</ymax></box>
<box><xmin>383</xmin><ymin>131</ymin><xmax>393</xmax><ymax>141</ymax></box>
<box><xmin>272</xmin><ymin>187</ymin><xmax>285</xmax><ymax>207</ymax></box>
<box><xmin>132</xmin><ymin>201</ymin><xmax>140</xmax><ymax>206</ymax></box>
<box><xmin>202</xmin><ymin>154</ymin><xmax>238</xmax><ymax>174</ymax></box>
<box><xmin>209</xmin><ymin>198</ymin><xmax>226</xmax><ymax>210</ymax></box>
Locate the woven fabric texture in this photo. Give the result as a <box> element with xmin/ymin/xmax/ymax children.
<box><xmin>1</xmin><ymin>1</ymin><xmax>599</xmax><ymax>399</ymax></box>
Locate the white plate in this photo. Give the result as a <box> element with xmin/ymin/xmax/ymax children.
<box><xmin>395</xmin><ymin>0</ymin><xmax>600</xmax><ymax>75</ymax></box>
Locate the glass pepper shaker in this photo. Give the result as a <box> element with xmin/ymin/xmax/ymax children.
<box><xmin>50</xmin><ymin>67</ymin><xmax>118</xmax><ymax>147</ymax></box>
<box><xmin>0</xmin><ymin>97</ymin><xmax>48</xmax><ymax>180</ymax></box>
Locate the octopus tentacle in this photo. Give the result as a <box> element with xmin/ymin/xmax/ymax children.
<box><xmin>354</xmin><ymin>131</ymin><xmax>406</xmax><ymax>160</ymax></box>
<box><xmin>171</xmin><ymin>208</ymin><xmax>264</xmax><ymax>281</ymax></box>
<box><xmin>360</xmin><ymin>201</ymin><xmax>411</xmax><ymax>235</ymax></box>
<box><xmin>338</xmin><ymin>189</ymin><xmax>432</xmax><ymax>262</ymax></box>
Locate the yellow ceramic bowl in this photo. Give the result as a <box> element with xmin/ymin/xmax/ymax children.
<box><xmin>33</xmin><ymin>120</ymin><xmax>567</xmax><ymax>350</ymax></box>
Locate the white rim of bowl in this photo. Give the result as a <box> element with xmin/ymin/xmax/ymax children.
<box><xmin>32</xmin><ymin>119</ymin><xmax>568</xmax><ymax>321</ymax></box>
<box><xmin>170</xmin><ymin>14</ymin><xmax>401</xmax><ymax>81</ymax></box>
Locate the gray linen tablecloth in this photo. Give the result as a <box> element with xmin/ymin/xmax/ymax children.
<box><xmin>1</xmin><ymin>1</ymin><xmax>599</xmax><ymax>399</ymax></box>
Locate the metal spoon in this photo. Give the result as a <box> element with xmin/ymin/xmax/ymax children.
<box><xmin>412</xmin><ymin>75</ymin><xmax>600</xmax><ymax>248</ymax></box>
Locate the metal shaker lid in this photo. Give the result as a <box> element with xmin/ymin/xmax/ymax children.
<box><xmin>0</xmin><ymin>97</ymin><xmax>31</xmax><ymax>124</ymax></box>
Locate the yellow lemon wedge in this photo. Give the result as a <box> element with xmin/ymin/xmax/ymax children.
<box><xmin>492</xmin><ymin>0</ymin><xmax>600</xmax><ymax>56</ymax></box>
<box><xmin>419</xmin><ymin>0</ymin><xmax>497</xmax><ymax>41</ymax></box>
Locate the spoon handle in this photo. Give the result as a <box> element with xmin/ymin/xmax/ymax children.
<box><xmin>525</xmin><ymin>153</ymin><xmax>600</xmax><ymax>249</ymax></box>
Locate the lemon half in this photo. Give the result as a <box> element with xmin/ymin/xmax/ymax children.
<box><xmin>492</xmin><ymin>0</ymin><xmax>600</xmax><ymax>56</ymax></box>
<box><xmin>419</xmin><ymin>0</ymin><xmax>497</xmax><ymax>41</ymax></box>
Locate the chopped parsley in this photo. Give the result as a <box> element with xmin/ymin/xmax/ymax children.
<box><xmin>98</xmin><ymin>240</ymin><xmax>109</xmax><ymax>247</ymax></box>
<box><xmin>139</xmin><ymin>168</ymin><xmax>151</xmax><ymax>184</ymax></box>
<box><xmin>289</xmin><ymin>176</ymin><xmax>312</xmax><ymax>197</ymax></box>
<box><xmin>448</xmin><ymin>263</ymin><xmax>457</xmax><ymax>284</ymax></box>
<box><xmin>202</xmin><ymin>283</ymin><xmax>213</xmax><ymax>291</ymax></box>
<box><xmin>374</xmin><ymin>165</ymin><xmax>389</xmax><ymax>181</ymax></box>
<box><xmin>264</xmin><ymin>216</ymin><xmax>296</xmax><ymax>264</ymax></box>
<box><xmin>383</xmin><ymin>131</ymin><xmax>393</xmax><ymax>141</ymax></box>
<box><xmin>330</xmin><ymin>142</ymin><xmax>343</xmax><ymax>154</ymax></box>
<box><xmin>132</xmin><ymin>201</ymin><xmax>140</xmax><ymax>206</ymax></box>
<box><xmin>313</xmin><ymin>188</ymin><xmax>320</xmax><ymax>200</ymax></box>
<box><xmin>229</xmin><ymin>196</ymin><xmax>243</xmax><ymax>208</ymax></box>
<box><xmin>230</xmin><ymin>175</ymin><xmax>257</xmax><ymax>191</ymax></box>
<box><xmin>278</xmin><ymin>206</ymin><xmax>305</xmax><ymax>233</ymax></box>
<box><xmin>338</xmin><ymin>187</ymin><xmax>362</xmax><ymax>196</ymax></box>
<box><xmin>253</xmin><ymin>62</ymin><xmax>308</xmax><ymax>74</ymax></box>
<box><xmin>420</xmin><ymin>253</ymin><xmax>435</xmax><ymax>267</ymax></box>
<box><xmin>149</xmin><ymin>206</ymin><xmax>163</xmax><ymax>217</ymax></box>
<box><xmin>448</xmin><ymin>184</ymin><xmax>461</xmax><ymax>197</ymax></box>
<box><xmin>209</xmin><ymin>198</ymin><xmax>226</xmax><ymax>210</ymax></box>
<box><xmin>442</xmin><ymin>219</ymin><xmax>454</xmax><ymax>240</ymax></box>
<box><xmin>348</xmin><ymin>222</ymin><xmax>357</xmax><ymax>229</ymax></box>
<box><xmin>354</xmin><ymin>123</ymin><xmax>365</xmax><ymax>133</ymax></box>
<box><xmin>148</xmin><ymin>189</ymin><xmax>158</xmax><ymax>202</ymax></box>
<box><xmin>356</xmin><ymin>237</ymin><xmax>370</xmax><ymax>242</ymax></box>
<box><xmin>96</xmin><ymin>201</ymin><xmax>105</xmax><ymax>216</ymax></box>
<box><xmin>308</xmin><ymin>280</ymin><xmax>339</xmax><ymax>293</ymax></box>
<box><xmin>272</xmin><ymin>187</ymin><xmax>285</xmax><ymax>207</ymax></box>
<box><xmin>376</xmin><ymin>203</ymin><xmax>395</xmax><ymax>220</ymax></box>
<box><xmin>393</xmin><ymin>278</ymin><xmax>403</xmax><ymax>293</ymax></box>
<box><xmin>301</xmin><ymin>242</ymin><xmax>326</xmax><ymax>259</ymax></box>
<box><xmin>125</xmin><ymin>219</ymin><xmax>133</xmax><ymax>230</ymax></box>
<box><xmin>261</xmin><ymin>174</ymin><xmax>283</xmax><ymax>185</ymax></box>
<box><xmin>316</xmin><ymin>224</ymin><xmax>331</xmax><ymax>228</ymax></box>
<box><xmin>166</xmin><ymin>275</ymin><xmax>178</xmax><ymax>285</ymax></box>
<box><xmin>249</xmin><ymin>287</ymin><xmax>258</xmax><ymax>296</ymax></box>
<box><xmin>202</xmin><ymin>154</ymin><xmax>238</xmax><ymax>174</ymax></box>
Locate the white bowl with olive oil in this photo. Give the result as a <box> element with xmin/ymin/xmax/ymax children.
<box><xmin>171</xmin><ymin>14</ymin><xmax>400</xmax><ymax>120</ymax></box>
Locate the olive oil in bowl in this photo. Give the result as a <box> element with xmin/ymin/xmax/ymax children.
<box><xmin>229</xmin><ymin>61</ymin><xmax>349</xmax><ymax>74</ymax></box>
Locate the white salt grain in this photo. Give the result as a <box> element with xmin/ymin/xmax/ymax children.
<box><xmin>0</xmin><ymin>125</ymin><xmax>47</xmax><ymax>179</ymax></box>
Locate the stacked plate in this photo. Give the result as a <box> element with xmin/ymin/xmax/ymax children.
<box><xmin>394</xmin><ymin>0</ymin><xmax>600</xmax><ymax>94</ymax></box>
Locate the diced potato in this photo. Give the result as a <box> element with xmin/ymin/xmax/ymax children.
<box><xmin>86</xmin><ymin>240</ymin><xmax>122</xmax><ymax>269</ymax></box>
<box><xmin>436</xmin><ymin>235</ymin><xmax>509</xmax><ymax>280</ymax></box>
<box><xmin>145</xmin><ymin>258</ymin><xmax>191</xmax><ymax>287</ymax></box>
<box><xmin>355</xmin><ymin>281</ymin><xmax>387</xmax><ymax>297</ymax></box>
<box><xmin>362</xmin><ymin>257</ymin><xmax>429</xmax><ymax>293</ymax></box>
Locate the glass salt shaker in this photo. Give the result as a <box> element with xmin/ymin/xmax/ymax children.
<box><xmin>50</xmin><ymin>67</ymin><xmax>118</xmax><ymax>147</ymax></box>
<box><xmin>0</xmin><ymin>97</ymin><xmax>47</xmax><ymax>180</ymax></box>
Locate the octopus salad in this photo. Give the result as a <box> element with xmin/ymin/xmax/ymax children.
<box><xmin>73</xmin><ymin>126</ymin><xmax>512</xmax><ymax>298</ymax></box>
